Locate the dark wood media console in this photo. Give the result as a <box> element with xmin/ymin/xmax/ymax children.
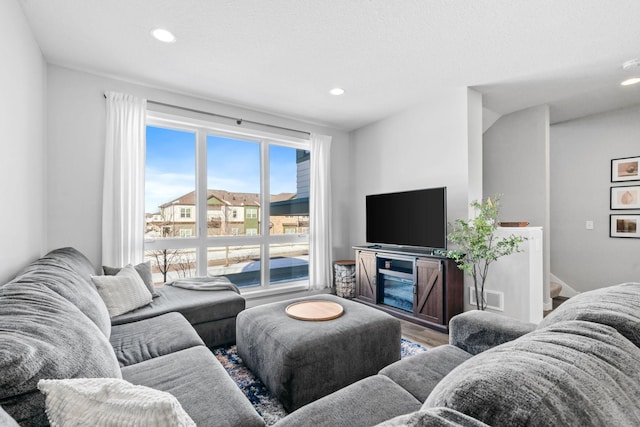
<box><xmin>353</xmin><ymin>246</ymin><xmax>463</xmax><ymax>333</ymax></box>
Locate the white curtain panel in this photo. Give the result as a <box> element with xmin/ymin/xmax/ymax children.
<box><xmin>309</xmin><ymin>133</ymin><xmax>333</xmax><ymax>290</ymax></box>
<box><xmin>102</xmin><ymin>92</ymin><xmax>147</xmax><ymax>267</ymax></box>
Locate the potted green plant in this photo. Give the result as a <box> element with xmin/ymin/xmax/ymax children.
<box><xmin>441</xmin><ymin>195</ymin><xmax>525</xmax><ymax>310</ymax></box>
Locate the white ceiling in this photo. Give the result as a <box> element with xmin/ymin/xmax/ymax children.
<box><xmin>19</xmin><ymin>0</ymin><xmax>640</xmax><ymax>130</ymax></box>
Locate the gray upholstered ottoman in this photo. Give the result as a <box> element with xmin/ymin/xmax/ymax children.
<box><xmin>236</xmin><ymin>294</ymin><xmax>401</xmax><ymax>412</ymax></box>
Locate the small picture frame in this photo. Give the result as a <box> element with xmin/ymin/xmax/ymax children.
<box><xmin>610</xmin><ymin>214</ymin><xmax>640</xmax><ymax>238</ymax></box>
<box><xmin>611</xmin><ymin>156</ymin><xmax>640</xmax><ymax>182</ymax></box>
<box><xmin>611</xmin><ymin>185</ymin><xmax>640</xmax><ymax>210</ymax></box>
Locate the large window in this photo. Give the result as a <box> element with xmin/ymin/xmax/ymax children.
<box><xmin>144</xmin><ymin>113</ymin><xmax>310</xmax><ymax>293</ymax></box>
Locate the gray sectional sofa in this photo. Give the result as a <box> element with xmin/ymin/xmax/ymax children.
<box><xmin>3</xmin><ymin>246</ymin><xmax>640</xmax><ymax>426</ymax></box>
<box><xmin>275</xmin><ymin>281</ymin><xmax>640</xmax><ymax>427</ymax></box>
<box><xmin>0</xmin><ymin>247</ymin><xmax>264</xmax><ymax>427</ymax></box>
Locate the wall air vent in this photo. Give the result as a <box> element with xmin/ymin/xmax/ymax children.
<box><xmin>469</xmin><ymin>288</ymin><xmax>504</xmax><ymax>311</ymax></box>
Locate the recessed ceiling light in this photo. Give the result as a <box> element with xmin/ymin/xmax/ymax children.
<box><xmin>329</xmin><ymin>88</ymin><xmax>345</xmax><ymax>96</ymax></box>
<box><xmin>621</xmin><ymin>59</ymin><xmax>640</xmax><ymax>86</ymax></box>
<box><xmin>151</xmin><ymin>28</ymin><xmax>176</xmax><ymax>43</ymax></box>
<box><xmin>622</xmin><ymin>59</ymin><xmax>640</xmax><ymax>71</ymax></box>
<box><xmin>621</xmin><ymin>77</ymin><xmax>640</xmax><ymax>86</ymax></box>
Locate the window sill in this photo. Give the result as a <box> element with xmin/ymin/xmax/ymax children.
<box><xmin>242</xmin><ymin>283</ymin><xmax>332</xmax><ymax>307</ymax></box>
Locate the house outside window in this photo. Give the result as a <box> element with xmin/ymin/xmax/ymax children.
<box><xmin>144</xmin><ymin>114</ymin><xmax>310</xmax><ymax>292</ymax></box>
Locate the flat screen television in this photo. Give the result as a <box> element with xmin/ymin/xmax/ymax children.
<box><xmin>366</xmin><ymin>187</ymin><xmax>447</xmax><ymax>251</ymax></box>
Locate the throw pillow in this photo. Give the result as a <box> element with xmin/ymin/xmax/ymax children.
<box><xmin>38</xmin><ymin>378</ymin><xmax>195</xmax><ymax>427</ymax></box>
<box><xmin>16</xmin><ymin>247</ymin><xmax>113</xmax><ymax>337</ymax></box>
<box><xmin>103</xmin><ymin>261</ymin><xmax>159</xmax><ymax>297</ymax></box>
<box><xmin>0</xmin><ymin>282</ymin><xmax>122</xmax><ymax>424</ymax></box>
<box><xmin>91</xmin><ymin>265</ymin><xmax>153</xmax><ymax>317</ymax></box>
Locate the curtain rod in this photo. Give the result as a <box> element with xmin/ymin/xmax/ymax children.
<box><xmin>103</xmin><ymin>94</ymin><xmax>311</xmax><ymax>136</ymax></box>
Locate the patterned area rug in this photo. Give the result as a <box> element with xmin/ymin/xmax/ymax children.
<box><xmin>212</xmin><ymin>338</ymin><xmax>427</xmax><ymax>426</ymax></box>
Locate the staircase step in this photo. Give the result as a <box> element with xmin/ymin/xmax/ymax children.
<box><xmin>550</xmin><ymin>282</ymin><xmax>562</xmax><ymax>299</ymax></box>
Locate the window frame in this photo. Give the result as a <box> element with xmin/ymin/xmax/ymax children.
<box><xmin>246</xmin><ymin>207</ymin><xmax>258</xmax><ymax>219</ymax></box>
<box><xmin>144</xmin><ymin>111</ymin><xmax>311</xmax><ymax>296</ymax></box>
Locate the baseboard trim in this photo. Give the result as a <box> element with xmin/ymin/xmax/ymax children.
<box><xmin>550</xmin><ymin>273</ymin><xmax>580</xmax><ymax>298</ymax></box>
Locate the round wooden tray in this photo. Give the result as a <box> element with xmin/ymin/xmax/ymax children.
<box><xmin>285</xmin><ymin>300</ymin><xmax>344</xmax><ymax>321</ymax></box>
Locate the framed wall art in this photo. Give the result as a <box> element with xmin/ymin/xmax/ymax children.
<box><xmin>611</xmin><ymin>156</ymin><xmax>640</xmax><ymax>182</ymax></box>
<box><xmin>611</xmin><ymin>185</ymin><xmax>640</xmax><ymax>210</ymax></box>
<box><xmin>610</xmin><ymin>214</ymin><xmax>640</xmax><ymax>238</ymax></box>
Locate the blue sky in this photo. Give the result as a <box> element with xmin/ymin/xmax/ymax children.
<box><xmin>145</xmin><ymin>126</ymin><xmax>297</xmax><ymax>213</ymax></box>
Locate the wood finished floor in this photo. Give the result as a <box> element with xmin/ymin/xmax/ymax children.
<box><xmin>543</xmin><ymin>296</ymin><xmax>569</xmax><ymax>317</ymax></box>
<box><xmin>400</xmin><ymin>319</ymin><xmax>448</xmax><ymax>349</ymax></box>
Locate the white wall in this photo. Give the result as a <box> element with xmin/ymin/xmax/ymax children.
<box><xmin>483</xmin><ymin>105</ymin><xmax>550</xmax><ymax>227</ymax></box>
<box><xmin>483</xmin><ymin>105</ymin><xmax>551</xmax><ymax>310</ymax></box>
<box><xmin>349</xmin><ymin>87</ymin><xmax>482</xmax><ymax>250</ymax></box>
<box><xmin>46</xmin><ymin>65</ymin><xmax>351</xmax><ymax>268</ymax></box>
<box><xmin>467</xmin><ymin>90</ymin><xmax>484</xmax><ymax>212</ymax></box>
<box><xmin>551</xmin><ymin>105</ymin><xmax>640</xmax><ymax>291</ymax></box>
<box><xmin>481</xmin><ymin>227</ymin><xmax>544</xmax><ymax>323</ymax></box>
<box><xmin>0</xmin><ymin>0</ymin><xmax>46</xmax><ymax>283</ymax></box>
